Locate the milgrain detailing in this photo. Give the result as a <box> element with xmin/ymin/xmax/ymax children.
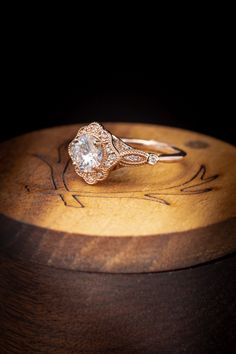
<box><xmin>29</xmin><ymin>136</ymin><xmax>219</xmax><ymax>208</ymax></box>
<box><xmin>68</xmin><ymin>122</ymin><xmax>150</xmax><ymax>185</ymax></box>
<box><xmin>68</xmin><ymin>122</ymin><xmax>187</xmax><ymax>184</ymax></box>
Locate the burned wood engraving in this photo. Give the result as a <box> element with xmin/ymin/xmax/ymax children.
<box><xmin>28</xmin><ymin>141</ymin><xmax>219</xmax><ymax>208</ymax></box>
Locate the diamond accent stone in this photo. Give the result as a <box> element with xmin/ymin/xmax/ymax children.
<box><xmin>100</xmin><ymin>131</ymin><xmax>109</xmax><ymax>139</ymax></box>
<box><xmin>106</xmin><ymin>145</ymin><xmax>112</xmax><ymax>153</ymax></box>
<box><xmin>148</xmin><ymin>154</ymin><xmax>159</xmax><ymax>165</ymax></box>
<box><xmin>124</xmin><ymin>155</ymin><xmax>143</xmax><ymax>162</ymax></box>
<box><xmin>70</xmin><ymin>134</ymin><xmax>103</xmax><ymax>172</ymax></box>
<box><xmin>108</xmin><ymin>153</ymin><xmax>116</xmax><ymax>160</ymax></box>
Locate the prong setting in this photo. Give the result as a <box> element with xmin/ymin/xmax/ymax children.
<box><xmin>68</xmin><ymin>122</ymin><xmax>120</xmax><ymax>184</ymax></box>
<box><xmin>148</xmin><ymin>153</ymin><xmax>159</xmax><ymax>165</ymax></box>
<box><xmin>68</xmin><ymin>122</ymin><xmax>185</xmax><ymax>184</ymax></box>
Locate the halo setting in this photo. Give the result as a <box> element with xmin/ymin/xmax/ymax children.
<box><xmin>68</xmin><ymin>122</ymin><xmax>186</xmax><ymax>184</ymax></box>
<box><xmin>68</xmin><ymin>123</ymin><xmax>120</xmax><ymax>184</ymax></box>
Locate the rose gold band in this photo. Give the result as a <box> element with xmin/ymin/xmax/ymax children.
<box><xmin>119</xmin><ymin>137</ymin><xmax>187</xmax><ymax>162</ymax></box>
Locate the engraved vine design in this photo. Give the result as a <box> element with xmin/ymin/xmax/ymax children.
<box><xmin>26</xmin><ymin>141</ymin><xmax>219</xmax><ymax>208</ymax></box>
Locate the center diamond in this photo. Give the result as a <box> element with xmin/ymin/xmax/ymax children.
<box><xmin>71</xmin><ymin>134</ymin><xmax>103</xmax><ymax>172</ymax></box>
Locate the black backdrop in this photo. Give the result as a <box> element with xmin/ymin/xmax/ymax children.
<box><xmin>2</xmin><ymin>71</ymin><xmax>235</xmax><ymax>145</ymax></box>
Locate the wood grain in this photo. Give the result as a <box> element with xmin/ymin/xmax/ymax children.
<box><xmin>0</xmin><ymin>123</ymin><xmax>236</xmax><ymax>353</ymax></box>
<box><xmin>0</xmin><ymin>123</ymin><xmax>236</xmax><ymax>272</ymax></box>
<box><xmin>0</xmin><ymin>252</ymin><xmax>235</xmax><ymax>354</ymax></box>
<box><xmin>0</xmin><ymin>213</ymin><xmax>235</xmax><ymax>273</ymax></box>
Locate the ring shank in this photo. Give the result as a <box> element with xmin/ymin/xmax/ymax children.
<box><xmin>120</xmin><ymin>137</ymin><xmax>187</xmax><ymax>162</ymax></box>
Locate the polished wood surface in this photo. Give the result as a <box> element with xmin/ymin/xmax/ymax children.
<box><xmin>0</xmin><ymin>123</ymin><xmax>236</xmax><ymax>353</ymax></box>
<box><xmin>0</xmin><ymin>123</ymin><xmax>236</xmax><ymax>272</ymax></box>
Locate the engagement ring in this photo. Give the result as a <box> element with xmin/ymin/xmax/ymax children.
<box><xmin>68</xmin><ymin>122</ymin><xmax>187</xmax><ymax>184</ymax></box>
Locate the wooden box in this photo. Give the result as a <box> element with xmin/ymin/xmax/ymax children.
<box><xmin>0</xmin><ymin>123</ymin><xmax>236</xmax><ymax>353</ymax></box>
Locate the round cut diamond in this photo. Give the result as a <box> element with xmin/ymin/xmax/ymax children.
<box><xmin>71</xmin><ymin>134</ymin><xmax>103</xmax><ymax>172</ymax></box>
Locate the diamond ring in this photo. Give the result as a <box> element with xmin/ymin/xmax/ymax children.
<box><xmin>68</xmin><ymin>122</ymin><xmax>187</xmax><ymax>185</ymax></box>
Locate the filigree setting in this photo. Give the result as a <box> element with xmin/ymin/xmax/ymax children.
<box><xmin>31</xmin><ymin>135</ymin><xmax>219</xmax><ymax>208</ymax></box>
<box><xmin>68</xmin><ymin>122</ymin><xmax>121</xmax><ymax>184</ymax></box>
<box><xmin>68</xmin><ymin>122</ymin><xmax>185</xmax><ymax>184</ymax></box>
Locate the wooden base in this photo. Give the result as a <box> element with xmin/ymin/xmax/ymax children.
<box><xmin>0</xmin><ymin>123</ymin><xmax>235</xmax><ymax>272</ymax></box>
<box><xmin>0</xmin><ymin>123</ymin><xmax>236</xmax><ymax>353</ymax></box>
<box><xmin>1</xmin><ymin>253</ymin><xmax>236</xmax><ymax>354</ymax></box>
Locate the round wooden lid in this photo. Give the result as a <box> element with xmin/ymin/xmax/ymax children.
<box><xmin>0</xmin><ymin>123</ymin><xmax>235</xmax><ymax>272</ymax></box>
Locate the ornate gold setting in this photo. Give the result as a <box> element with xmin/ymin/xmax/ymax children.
<box><xmin>68</xmin><ymin>122</ymin><xmax>186</xmax><ymax>184</ymax></box>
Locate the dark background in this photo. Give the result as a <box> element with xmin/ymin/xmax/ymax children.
<box><xmin>2</xmin><ymin>71</ymin><xmax>235</xmax><ymax>145</ymax></box>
